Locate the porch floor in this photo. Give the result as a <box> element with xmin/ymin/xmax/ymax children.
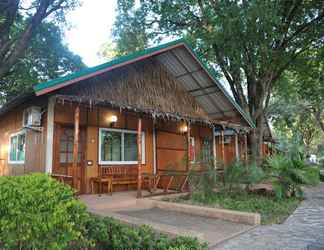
<box><xmin>79</xmin><ymin>191</ymin><xmax>255</xmax><ymax>247</ymax></box>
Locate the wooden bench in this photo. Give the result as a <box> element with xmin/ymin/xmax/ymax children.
<box><xmin>91</xmin><ymin>166</ymin><xmax>138</xmax><ymax>194</ymax></box>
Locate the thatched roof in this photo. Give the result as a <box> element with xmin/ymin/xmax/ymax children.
<box><xmin>58</xmin><ymin>60</ymin><xmax>209</xmax><ymax>121</ymax></box>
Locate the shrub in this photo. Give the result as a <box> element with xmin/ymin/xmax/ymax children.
<box><xmin>223</xmin><ymin>161</ymin><xmax>265</xmax><ymax>192</ymax></box>
<box><xmin>188</xmin><ymin>159</ymin><xmax>217</xmax><ymax>200</ymax></box>
<box><xmin>266</xmin><ymin>154</ymin><xmax>320</xmax><ymax>199</ymax></box>
<box><xmin>0</xmin><ymin>174</ymin><xmax>92</xmax><ymax>250</ymax></box>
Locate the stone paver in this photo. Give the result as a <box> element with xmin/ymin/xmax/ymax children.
<box><xmin>213</xmin><ymin>183</ymin><xmax>324</xmax><ymax>250</ymax></box>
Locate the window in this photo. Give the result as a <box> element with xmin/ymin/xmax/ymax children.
<box><xmin>202</xmin><ymin>137</ymin><xmax>213</xmax><ymax>162</ymax></box>
<box><xmin>99</xmin><ymin>128</ymin><xmax>145</xmax><ymax>165</ymax></box>
<box><xmin>9</xmin><ymin>132</ymin><xmax>26</xmax><ymax>164</ymax></box>
<box><xmin>59</xmin><ymin>128</ymin><xmax>81</xmax><ymax>163</ymax></box>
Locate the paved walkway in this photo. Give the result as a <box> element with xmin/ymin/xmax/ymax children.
<box><xmin>118</xmin><ymin>207</ymin><xmax>253</xmax><ymax>246</ymax></box>
<box><xmin>213</xmin><ymin>183</ymin><xmax>324</xmax><ymax>250</ymax></box>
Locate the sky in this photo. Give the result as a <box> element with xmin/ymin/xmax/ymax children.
<box><xmin>64</xmin><ymin>0</ymin><xmax>118</xmax><ymax>66</ymax></box>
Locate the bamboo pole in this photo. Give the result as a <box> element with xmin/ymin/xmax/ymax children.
<box><xmin>137</xmin><ymin>118</ymin><xmax>142</xmax><ymax>198</ymax></box>
<box><xmin>72</xmin><ymin>106</ymin><xmax>80</xmax><ymax>190</ymax></box>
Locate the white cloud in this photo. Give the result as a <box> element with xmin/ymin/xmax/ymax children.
<box><xmin>64</xmin><ymin>0</ymin><xmax>118</xmax><ymax>66</ymax></box>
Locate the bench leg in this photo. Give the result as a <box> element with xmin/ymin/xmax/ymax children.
<box><xmin>164</xmin><ymin>176</ymin><xmax>174</xmax><ymax>193</ymax></box>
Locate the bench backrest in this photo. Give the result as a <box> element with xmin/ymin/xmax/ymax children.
<box><xmin>101</xmin><ymin>166</ymin><xmax>138</xmax><ymax>177</ymax></box>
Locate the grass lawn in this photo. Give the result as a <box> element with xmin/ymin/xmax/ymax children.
<box><xmin>165</xmin><ymin>191</ymin><xmax>301</xmax><ymax>225</ymax></box>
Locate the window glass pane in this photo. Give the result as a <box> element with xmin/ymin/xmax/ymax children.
<box><xmin>124</xmin><ymin>133</ymin><xmax>138</xmax><ymax>161</ymax></box>
<box><xmin>60</xmin><ymin>141</ymin><xmax>67</xmax><ymax>151</ymax></box>
<box><xmin>10</xmin><ymin>136</ymin><xmax>17</xmax><ymax>161</ymax></box>
<box><xmin>101</xmin><ymin>130</ymin><xmax>122</xmax><ymax>162</ymax></box>
<box><xmin>67</xmin><ymin>142</ymin><xmax>73</xmax><ymax>152</ymax></box>
<box><xmin>60</xmin><ymin>153</ymin><xmax>66</xmax><ymax>163</ymax></box>
<box><xmin>67</xmin><ymin>153</ymin><xmax>73</xmax><ymax>163</ymax></box>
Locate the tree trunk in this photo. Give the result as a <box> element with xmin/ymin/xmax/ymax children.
<box><xmin>249</xmin><ymin>115</ymin><xmax>265</xmax><ymax>165</ymax></box>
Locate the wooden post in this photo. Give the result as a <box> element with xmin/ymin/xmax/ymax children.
<box><xmin>244</xmin><ymin>134</ymin><xmax>248</xmax><ymax>162</ymax></box>
<box><xmin>137</xmin><ymin>118</ymin><xmax>142</xmax><ymax>198</ymax></box>
<box><xmin>212</xmin><ymin>127</ymin><xmax>217</xmax><ymax>168</ymax></box>
<box><xmin>186</xmin><ymin>122</ymin><xmax>191</xmax><ymax>172</ymax></box>
<box><xmin>221</xmin><ymin>129</ymin><xmax>225</xmax><ymax>164</ymax></box>
<box><xmin>72</xmin><ymin>106</ymin><xmax>80</xmax><ymax>190</ymax></box>
<box><xmin>235</xmin><ymin>132</ymin><xmax>239</xmax><ymax>161</ymax></box>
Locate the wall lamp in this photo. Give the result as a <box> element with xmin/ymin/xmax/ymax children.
<box><xmin>180</xmin><ymin>124</ymin><xmax>188</xmax><ymax>134</ymax></box>
<box><xmin>107</xmin><ymin>115</ymin><xmax>118</xmax><ymax>126</ymax></box>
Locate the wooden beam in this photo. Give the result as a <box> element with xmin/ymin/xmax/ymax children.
<box><xmin>221</xmin><ymin>130</ymin><xmax>225</xmax><ymax>164</ymax></box>
<box><xmin>212</xmin><ymin>127</ymin><xmax>217</xmax><ymax>168</ymax></box>
<box><xmin>245</xmin><ymin>134</ymin><xmax>248</xmax><ymax>162</ymax></box>
<box><xmin>137</xmin><ymin>118</ymin><xmax>143</xmax><ymax>198</ymax></box>
<box><xmin>186</xmin><ymin>122</ymin><xmax>191</xmax><ymax>172</ymax></box>
<box><xmin>72</xmin><ymin>106</ymin><xmax>80</xmax><ymax>190</ymax></box>
<box><xmin>235</xmin><ymin>133</ymin><xmax>239</xmax><ymax>161</ymax></box>
<box><xmin>152</xmin><ymin>120</ymin><xmax>157</xmax><ymax>175</ymax></box>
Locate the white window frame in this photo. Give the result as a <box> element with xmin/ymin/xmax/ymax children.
<box><xmin>98</xmin><ymin>128</ymin><xmax>145</xmax><ymax>165</ymax></box>
<box><xmin>8</xmin><ymin>131</ymin><xmax>26</xmax><ymax>165</ymax></box>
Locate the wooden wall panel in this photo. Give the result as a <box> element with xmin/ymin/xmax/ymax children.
<box><xmin>0</xmin><ymin>97</ymin><xmax>47</xmax><ymax>176</ymax></box>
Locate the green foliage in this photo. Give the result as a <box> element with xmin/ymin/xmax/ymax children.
<box><xmin>188</xmin><ymin>158</ymin><xmax>217</xmax><ymax>199</ymax></box>
<box><xmin>0</xmin><ymin>174</ymin><xmax>92</xmax><ymax>250</ymax></box>
<box><xmin>0</xmin><ymin>21</ymin><xmax>84</xmax><ymax>103</ymax></box>
<box><xmin>0</xmin><ymin>0</ymin><xmax>81</xmax><ymax>95</ymax></box>
<box><xmin>86</xmin><ymin>216</ymin><xmax>207</xmax><ymax>250</ymax></box>
<box><xmin>266</xmin><ymin>154</ymin><xmax>319</xmax><ymax>199</ymax></box>
<box><xmin>223</xmin><ymin>161</ymin><xmax>265</xmax><ymax>192</ymax></box>
<box><xmin>175</xmin><ymin>191</ymin><xmax>300</xmax><ymax>225</ymax></box>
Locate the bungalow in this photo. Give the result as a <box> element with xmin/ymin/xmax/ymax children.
<box><xmin>0</xmin><ymin>39</ymin><xmax>258</xmax><ymax>195</ymax></box>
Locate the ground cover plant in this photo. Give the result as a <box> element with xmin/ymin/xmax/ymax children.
<box><xmin>166</xmin><ymin>191</ymin><xmax>300</xmax><ymax>225</ymax></box>
<box><xmin>0</xmin><ymin>174</ymin><xmax>207</xmax><ymax>250</ymax></box>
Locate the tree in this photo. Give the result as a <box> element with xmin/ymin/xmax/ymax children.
<box><xmin>112</xmin><ymin>0</ymin><xmax>324</xmax><ymax>162</ymax></box>
<box><xmin>269</xmin><ymin>48</ymin><xmax>324</xmax><ymax>153</ymax></box>
<box><xmin>291</xmin><ymin>48</ymin><xmax>324</xmax><ymax>133</ymax></box>
<box><xmin>0</xmin><ymin>0</ymin><xmax>79</xmax><ymax>80</ymax></box>
<box><xmin>0</xmin><ymin>21</ymin><xmax>84</xmax><ymax>103</ymax></box>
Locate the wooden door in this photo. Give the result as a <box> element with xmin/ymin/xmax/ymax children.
<box><xmin>53</xmin><ymin>125</ymin><xmax>86</xmax><ymax>193</ymax></box>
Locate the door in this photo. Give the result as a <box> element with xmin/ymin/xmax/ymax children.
<box><xmin>53</xmin><ymin>125</ymin><xmax>86</xmax><ymax>193</ymax></box>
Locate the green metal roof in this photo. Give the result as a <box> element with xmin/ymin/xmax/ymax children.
<box><xmin>33</xmin><ymin>38</ymin><xmax>255</xmax><ymax>128</ymax></box>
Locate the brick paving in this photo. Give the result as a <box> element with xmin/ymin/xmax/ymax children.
<box><xmin>213</xmin><ymin>183</ymin><xmax>324</xmax><ymax>250</ymax></box>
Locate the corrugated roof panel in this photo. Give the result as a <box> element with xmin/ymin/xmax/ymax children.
<box><xmin>177</xmin><ymin>75</ymin><xmax>199</xmax><ymax>91</ymax></box>
<box><xmin>172</xmin><ymin>47</ymin><xmax>201</xmax><ymax>72</ymax></box>
<box><xmin>210</xmin><ymin>92</ymin><xmax>233</xmax><ymax>110</ymax></box>
<box><xmin>191</xmin><ymin>71</ymin><xmax>211</xmax><ymax>88</ymax></box>
<box><xmin>156</xmin><ymin>52</ymin><xmax>187</xmax><ymax>76</ymax></box>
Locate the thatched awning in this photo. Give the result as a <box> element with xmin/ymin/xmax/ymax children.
<box><xmin>55</xmin><ymin>94</ymin><xmax>214</xmax><ymax>126</ymax></box>
<box><xmin>55</xmin><ymin>94</ymin><xmax>251</xmax><ymax>132</ymax></box>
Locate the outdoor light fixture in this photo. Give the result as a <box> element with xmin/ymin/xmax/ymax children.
<box><xmin>107</xmin><ymin>115</ymin><xmax>118</xmax><ymax>125</ymax></box>
<box><xmin>180</xmin><ymin>125</ymin><xmax>188</xmax><ymax>133</ymax></box>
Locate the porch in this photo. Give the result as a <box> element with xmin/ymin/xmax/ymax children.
<box><xmin>50</xmin><ymin>94</ymin><xmax>251</xmax><ymax>196</ymax></box>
